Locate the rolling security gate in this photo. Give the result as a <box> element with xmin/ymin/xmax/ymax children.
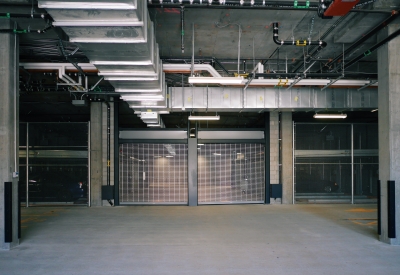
<box><xmin>197</xmin><ymin>130</ymin><xmax>265</xmax><ymax>204</ymax></box>
<box><xmin>119</xmin><ymin>130</ymin><xmax>188</xmax><ymax>205</ymax></box>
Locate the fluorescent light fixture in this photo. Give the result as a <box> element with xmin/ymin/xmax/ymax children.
<box><xmin>188</xmin><ymin>76</ymin><xmax>244</xmax><ymax>84</ymax></box>
<box><xmin>104</xmin><ymin>76</ymin><xmax>158</xmax><ymax>81</ymax></box>
<box><xmin>53</xmin><ymin>21</ymin><xmax>143</xmax><ymax>27</ymax></box>
<box><xmin>213</xmin><ymin>153</ymin><xmax>221</xmax><ymax>156</ymax></box>
<box><xmin>39</xmin><ymin>1</ymin><xmax>137</xmax><ymax>9</ymax></box>
<box><xmin>70</xmin><ymin>38</ymin><xmax>146</xmax><ymax>43</ymax></box>
<box><xmin>121</xmin><ymin>95</ymin><xmax>165</xmax><ymax>101</ymax></box>
<box><xmin>197</xmin><ymin>144</ymin><xmax>204</xmax><ymax>146</ymax></box>
<box><xmin>371</xmin><ymin>109</ymin><xmax>378</xmax><ymax>112</ymax></box>
<box><xmin>188</xmin><ymin>115</ymin><xmax>220</xmax><ymax>121</ymax></box>
<box><xmin>147</xmin><ymin>124</ymin><xmax>161</xmax><ymax>127</ymax></box>
<box><xmin>166</xmin><ymin>155</ymin><xmax>174</xmax><ymax>158</ymax></box>
<box><xmin>91</xmin><ymin>61</ymin><xmax>153</xmax><ymax>66</ymax></box>
<box><xmin>313</xmin><ymin>113</ymin><xmax>347</xmax><ymax>119</ymax></box>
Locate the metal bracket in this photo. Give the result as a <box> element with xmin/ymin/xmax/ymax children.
<box><xmin>294</xmin><ymin>0</ymin><xmax>310</xmax><ymax>9</ymax></box>
<box><xmin>357</xmin><ymin>80</ymin><xmax>377</xmax><ymax>91</ymax></box>
<box><xmin>296</xmin><ymin>40</ymin><xmax>307</xmax><ymax>46</ymax></box>
<box><xmin>321</xmin><ymin>75</ymin><xmax>344</xmax><ymax>91</ymax></box>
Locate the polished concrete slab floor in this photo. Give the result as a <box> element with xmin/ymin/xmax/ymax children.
<box><xmin>1</xmin><ymin>204</ymin><xmax>399</xmax><ymax>275</ymax></box>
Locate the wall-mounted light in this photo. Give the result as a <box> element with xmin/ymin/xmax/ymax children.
<box><xmin>188</xmin><ymin>76</ymin><xmax>244</xmax><ymax>85</ymax></box>
<box><xmin>313</xmin><ymin>113</ymin><xmax>347</xmax><ymax>119</ymax></box>
<box><xmin>188</xmin><ymin>115</ymin><xmax>220</xmax><ymax>121</ymax></box>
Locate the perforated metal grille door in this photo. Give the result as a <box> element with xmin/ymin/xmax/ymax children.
<box><xmin>119</xmin><ymin>143</ymin><xmax>188</xmax><ymax>204</ymax></box>
<box><xmin>198</xmin><ymin>143</ymin><xmax>265</xmax><ymax>204</ymax></box>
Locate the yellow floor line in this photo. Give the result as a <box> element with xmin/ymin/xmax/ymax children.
<box><xmin>346</xmin><ymin>208</ymin><xmax>376</xmax><ymax>213</ymax></box>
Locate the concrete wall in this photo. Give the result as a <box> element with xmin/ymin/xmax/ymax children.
<box><xmin>281</xmin><ymin>112</ymin><xmax>293</xmax><ymax>204</ymax></box>
<box><xmin>0</xmin><ymin>19</ymin><xmax>19</xmax><ymax>249</ymax></box>
<box><xmin>270</xmin><ymin>112</ymin><xmax>281</xmax><ymax>203</ymax></box>
<box><xmin>378</xmin><ymin>23</ymin><xmax>400</xmax><ymax>245</ymax></box>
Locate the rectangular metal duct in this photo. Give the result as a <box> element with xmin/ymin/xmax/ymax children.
<box><xmin>101</xmin><ymin>59</ymin><xmax>161</xmax><ymax>80</ymax></box>
<box><xmin>168</xmin><ymin>87</ymin><xmax>378</xmax><ymax>111</ymax></box>
<box><xmin>40</xmin><ymin>0</ymin><xmax>147</xmax><ymax>43</ymax></box>
<box><xmin>112</xmin><ymin>72</ymin><xmax>165</xmax><ymax>93</ymax></box>
<box><xmin>45</xmin><ymin>1</ymin><xmax>144</xmax><ymax>26</ymax></box>
<box><xmin>77</xmin><ymin>21</ymin><xmax>155</xmax><ymax>63</ymax></box>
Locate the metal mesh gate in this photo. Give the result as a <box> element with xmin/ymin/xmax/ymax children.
<box><xmin>198</xmin><ymin>143</ymin><xmax>265</xmax><ymax>204</ymax></box>
<box><xmin>119</xmin><ymin>143</ymin><xmax>188</xmax><ymax>204</ymax></box>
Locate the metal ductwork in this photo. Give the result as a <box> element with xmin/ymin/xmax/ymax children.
<box><xmin>39</xmin><ymin>0</ymin><xmax>166</xmax><ymax>127</ymax></box>
<box><xmin>167</xmin><ymin>86</ymin><xmax>377</xmax><ymax>112</ymax></box>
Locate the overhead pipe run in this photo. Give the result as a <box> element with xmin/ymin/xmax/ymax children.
<box><xmin>292</xmin><ymin>14</ymin><xmax>348</xmax><ymax>73</ymax></box>
<box><xmin>148</xmin><ymin>0</ymin><xmax>388</xmax><ymax>13</ymax></box>
<box><xmin>149</xmin><ymin>0</ymin><xmax>319</xmax><ymax>9</ymax></box>
<box><xmin>180</xmin><ymin>6</ymin><xmax>185</xmax><ymax>53</ymax></box>
<box><xmin>272</xmin><ymin>22</ymin><xmax>327</xmax><ymax>48</ymax></box>
<box><xmin>322</xmin><ymin>9</ymin><xmax>400</xmax><ymax>72</ymax></box>
<box><xmin>0</xmin><ymin>13</ymin><xmax>50</xmax><ymax>19</ymax></box>
<box><xmin>0</xmin><ymin>25</ymin><xmax>54</xmax><ymax>34</ymax></box>
<box><xmin>342</xmin><ymin>26</ymin><xmax>400</xmax><ymax>71</ymax></box>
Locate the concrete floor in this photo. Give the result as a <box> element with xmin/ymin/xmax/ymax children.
<box><xmin>1</xmin><ymin>204</ymin><xmax>399</xmax><ymax>275</ymax></box>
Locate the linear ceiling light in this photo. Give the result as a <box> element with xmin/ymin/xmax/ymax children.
<box><xmin>188</xmin><ymin>115</ymin><xmax>220</xmax><ymax>121</ymax></box>
<box><xmin>39</xmin><ymin>2</ymin><xmax>136</xmax><ymax>10</ymax></box>
<box><xmin>91</xmin><ymin>61</ymin><xmax>153</xmax><ymax>66</ymax></box>
<box><xmin>313</xmin><ymin>113</ymin><xmax>347</xmax><ymax>119</ymax></box>
<box><xmin>53</xmin><ymin>21</ymin><xmax>143</xmax><ymax>27</ymax></box>
<box><xmin>104</xmin><ymin>76</ymin><xmax>158</xmax><ymax>81</ymax></box>
<box><xmin>188</xmin><ymin>76</ymin><xmax>244</xmax><ymax>84</ymax></box>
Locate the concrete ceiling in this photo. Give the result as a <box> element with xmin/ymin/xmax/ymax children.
<box><xmin>2</xmin><ymin>0</ymin><xmax>399</xmax><ymax>128</ymax></box>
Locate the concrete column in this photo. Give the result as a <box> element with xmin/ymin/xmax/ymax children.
<box><xmin>378</xmin><ymin>23</ymin><xmax>400</xmax><ymax>245</ymax></box>
<box><xmin>101</xmin><ymin>101</ymin><xmax>114</xmax><ymax>206</ymax></box>
<box><xmin>270</xmin><ymin>112</ymin><xmax>281</xmax><ymax>204</ymax></box>
<box><xmin>281</xmin><ymin>112</ymin><xmax>293</xmax><ymax>204</ymax></box>
<box><xmin>188</xmin><ymin>138</ymin><xmax>198</xmax><ymax>206</ymax></box>
<box><xmin>90</xmin><ymin>102</ymin><xmax>103</xmax><ymax>206</ymax></box>
<box><xmin>0</xmin><ymin>19</ymin><xmax>19</xmax><ymax>249</ymax></box>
